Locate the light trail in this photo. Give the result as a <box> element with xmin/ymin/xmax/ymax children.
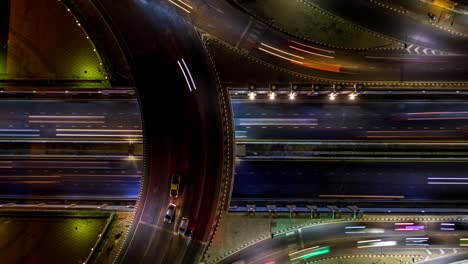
<box><xmin>407</xmin><ymin>117</ymin><xmax>468</xmax><ymax>120</ymax></box>
<box><xmin>367</xmin><ymin>130</ymin><xmax>454</xmax><ymax>133</ymax></box>
<box><xmin>288</xmin><ymin>39</ymin><xmax>334</xmax><ymax>53</ymax></box>
<box><xmin>176</xmin><ymin>0</ymin><xmax>193</xmax><ymax>9</ymax></box>
<box><xmin>289</xmin><ymin>45</ymin><xmax>334</xmax><ymax>59</ymax></box>
<box><xmin>428</xmin><ymin>182</ymin><xmax>468</xmax><ymax>184</ymax></box>
<box><xmin>404</xmin><ymin>111</ymin><xmax>468</xmax><ymax>115</ymax></box>
<box><xmin>0</xmin><ymin>134</ymin><xmax>40</xmax><ymax>137</ymax></box>
<box><xmin>28</xmin><ymin>115</ymin><xmax>104</xmax><ymax>119</ymax></box>
<box><xmin>168</xmin><ymin>0</ymin><xmax>191</xmax><ymax>13</ymax></box>
<box><xmin>0</xmin><ymin>129</ymin><xmax>40</xmax><ymax>132</ymax></box>
<box><xmin>260</xmin><ymin>43</ymin><xmax>304</xmax><ymax>59</ymax></box>
<box><xmin>288</xmin><ymin>246</ymin><xmax>320</xmax><ymax>257</ymax></box>
<box><xmin>258</xmin><ymin>47</ymin><xmax>304</xmax><ymax>64</ymax></box>
<box><xmin>29</xmin><ymin>121</ymin><xmax>105</xmax><ymax>124</ymax></box>
<box><xmin>319</xmin><ymin>194</ymin><xmax>404</xmax><ymax>199</ymax></box>
<box><xmin>298</xmin><ymin>61</ymin><xmax>341</xmax><ymax>73</ymax></box>
<box><xmin>181</xmin><ymin>59</ymin><xmax>197</xmax><ymax>90</ymax></box>
<box><xmin>238</xmin><ymin>118</ymin><xmax>317</xmax><ymax>126</ymax></box>
<box><xmin>428</xmin><ymin>177</ymin><xmax>468</xmax><ymax>180</ymax></box>
<box><xmin>56</xmin><ymin>129</ymin><xmax>142</xmax><ymax>132</ymax></box>
<box><xmin>177</xmin><ymin>60</ymin><xmax>192</xmax><ymax>91</ymax></box>
<box><xmin>56</xmin><ymin>134</ymin><xmax>143</xmax><ymax>137</ymax></box>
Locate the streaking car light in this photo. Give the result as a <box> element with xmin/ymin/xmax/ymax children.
<box><xmin>405</xmin><ymin>237</ymin><xmax>429</xmax><ymax>245</ymax></box>
<box><xmin>357</xmin><ymin>239</ymin><xmax>397</xmax><ymax>249</ymax></box>
<box><xmin>177</xmin><ymin>60</ymin><xmax>192</xmax><ymax>92</ymax></box>
<box><xmin>345</xmin><ymin>226</ymin><xmax>365</xmax><ymax>234</ymax></box>
<box><xmin>367</xmin><ymin>228</ymin><xmax>385</xmax><ymax>234</ymax></box>
<box><xmin>395</xmin><ymin>225</ymin><xmax>424</xmax><ymax>231</ymax></box>
<box><xmin>440</xmin><ymin>223</ymin><xmax>455</xmax><ymax>231</ymax></box>
<box><xmin>181</xmin><ymin>59</ymin><xmax>197</xmax><ymax>91</ymax></box>
<box><xmin>289</xmin><ymin>246</ymin><xmax>330</xmax><ymax>261</ymax></box>
<box><xmin>441</xmin><ymin>223</ymin><xmax>455</xmax><ymax>226</ymax></box>
<box><xmin>460</xmin><ymin>238</ymin><xmax>468</xmax><ymax>247</ymax></box>
<box><xmin>167</xmin><ymin>0</ymin><xmax>193</xmax><ymax>13</ymax></box>
<box><xmin>441</xmin><ymin>227</ymin><xmax>455</xmax><ymax>231</ymax></box>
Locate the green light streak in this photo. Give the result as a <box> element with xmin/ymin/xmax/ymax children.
<box><xmin>300</xmin><ymin>247</ymin><xmax>330</xmax><ymax>260</ymax></box>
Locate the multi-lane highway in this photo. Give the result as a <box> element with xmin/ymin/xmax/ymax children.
<box><xmin>232</xmin><ymin>159</ymin><xmax>468</xmax><ymax>201</ymax></box>
<box><xmin>232</xmin><ymin>98</ymin><xmax>468</xmax><ymax>202</ymax></box>
<box><xmin>222</xmin><ymin>219</ymin><xmax>468</xmax><ymax>264</ymax></box>
<box><xmin>0</xmin><ymin>99</ymin><xmax>142</xmax><ymax>199</ymax></box>
<box><xmin>233</xmin><ymin>98</ymin><xmax>468</xmax><ymax>140</ymax></box>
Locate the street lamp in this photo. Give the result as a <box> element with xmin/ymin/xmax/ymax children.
<box><xmin>269</xmin><ymin>84</ymin><xmax>277</xmax><ymax>100</ymax></box>
<box><xmin>289</xmin><ymin>92</ymin><xmax>296</xmax><ymax>100</ymax></box>
<box><xmin>269</xmin><ymin>91</ymin><xmax>276</xmax><ymax>100</ymax></box>
<box><xmin>248</xmin><ymin>91</ymin><xmax>256</xmax><ymax>100</ymax></box>
<box><xmin>248</xmin><ymin>84</ymin><xmax>256</xmax><ymax>100</ymax></box>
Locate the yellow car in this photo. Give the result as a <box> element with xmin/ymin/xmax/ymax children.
<box><xmin>170</xmin><ymin>174</ymin><xmax>181</xmax><ymax>198</ymax></box>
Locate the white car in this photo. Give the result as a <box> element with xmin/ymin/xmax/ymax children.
<box><xmin>164</xmin><ymin>203</ymin><xmax>176</xmax><ymax>223</ymax></box>
<box><xmin>178</xmin><ymin>217</ymin><xmax>189</xmax><ymax>235</ymax></box>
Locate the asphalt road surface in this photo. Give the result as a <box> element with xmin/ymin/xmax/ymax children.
<box><xmin>0</xmin><ymin>99</ymin><xmax>141</xmax><ymax>139</ymax></box>
<box><xmin>233</xmin><ymin>159</ymin><xmax>468</xmax><ymax>201</ymax></box>
<box><xmin>79</xmin><ymin>0</ymin><xmax>225</xmax><ymax>263</ymax></box>
<box><xmin>222</xmin><ymin>219</ymin><xmax>468</xmax><ymax>264</ymax></box>
<box><xmin>307</xmin><ymin>0</ymin><xmax>468</xmax><ymax>53</ymax></box>
<box><xmin>0</xmin><ymin>99</ymin><xmax>142</xmax><ymax>199</ymax></box>
<box><xmin>187</xmin><ymin>0</ymin><xmax>468</xmax><ymax>81</ymax></box>
<box><xmin>233</xmin><ymin>99</ymin><xmax>468</xmax><ymax>140</ymax></box>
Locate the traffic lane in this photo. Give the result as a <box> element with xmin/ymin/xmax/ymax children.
<box><xmin>0</xmin><ymin>158</ymin><xmax>141</xmax><ymax>198</ymax></box>
<box><xmin>235</xmin><ymin>127</ymin><xmax>465</xmax><ymax>140</ymax></box>
<box><xmin>200</xmin><ymin>7</ymin><xmax>468</xmax><ymax>81</ymax></box>
<box><xmin>233</xmin><ymin>99</ymin><xmax>468</xmax><ymax>140</ymax></box>
<box><xmin>191</xmin><ymin>0</ymin><xmax>468</xmax><ymax>81</ymax></box>
<box><xmin>232</xmin><ymin>160</ymin><xmax>468</xmax><ymax>200</ymax></box>
<box><xmin>0</xmin><ymin>164</ymin><xmax>141</xmax><ymax>198</ymax></box>
<box><xmin>0</xmin><ymin>178</ymin><xmax>140</xmax><ymax>198</ymax></box>
<box><xmin>0</xmin><ymin>99</ymin><xmax>141</xmax><ymax>138</ymax></box>
<box><xmin>306</xmin><ymin>0</ymin><xmax>468</xmax><ymax>53</ymax></box>
<box><xmin>223</xmin><ymin>220</ymin><xmax>468</xmax><ymax>263</ymax></box>
<box><xmin>95</xmin><ymin>0</ymin><xmax>225</xmax><ymax>263</ymax></box>
<box><xmin>0</xmin><ymin>142</ymin><xmax>142</xmax><ymax>156</ymax></box>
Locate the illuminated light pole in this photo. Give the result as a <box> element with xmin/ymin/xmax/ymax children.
<box><xmin>248</xmin><ymin>84</ymin><xmax>256</xmax><ymax>100</ymax></box>
<box><xmin>269</xmin><ymin>84</ymin><xmax>277</xmax><ymax>100</ymax></box>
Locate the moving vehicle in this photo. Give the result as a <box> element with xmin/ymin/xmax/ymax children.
<box><xmin>170</xmin><ymin>174</ymin><xmax>181</xmax><ymax>198</ymax></box>
<box><xmin>178</xmin><ymin>217</ymin><xmax>189</xmax><ymax>235</ymax></box>
<box><xmin>164</xmin><ymin>203</ymin><xmax>176</xmax><ymax>223</ymax></box>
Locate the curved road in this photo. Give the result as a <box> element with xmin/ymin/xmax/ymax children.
<box><xmin>189</xmin><ymin>0</ymin><xmax>468</xmax><ymax>82</ymax></box>
<box><xmin>68</xmin><ymin>0</ymin><xmax>228</xmax><ymax>263</ymax></box>
<box><xmin>222</xmin><ymin>219</ymin><xmax>468</xmax><ymax>264</ymax></box>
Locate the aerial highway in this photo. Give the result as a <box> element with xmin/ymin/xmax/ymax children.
<box><xmin>26</xmin><ymin>0</ymin><xmax>468</xmax><ymax>263</ymax></box>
